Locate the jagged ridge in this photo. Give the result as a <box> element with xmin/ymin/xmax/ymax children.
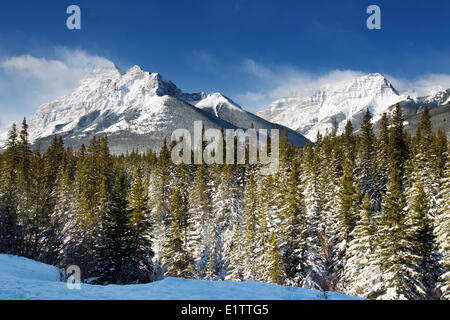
<box><xmin>2</xmin><ymin>64</ymin><xmax>309</xmax><ymax>154</ymax></box>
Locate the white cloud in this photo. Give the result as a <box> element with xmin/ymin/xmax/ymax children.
<box><xmin>0</xmin><ymin>48</ymin><xmax>113</xmax><ymax>130</ymax></box>
<box><xmin>388</xmin><ymin>73</ymin><xmax>450</xmax><ymax>97</ymax></box>
<box><xmin>1</xmin><ymin>48</ymin><xmax>112</xmax><ymax>82</ymax></box>
<box><xmin>243</xmin><ymin>59</ymin><xmax>274</xmax><ymax>79</ymax></box>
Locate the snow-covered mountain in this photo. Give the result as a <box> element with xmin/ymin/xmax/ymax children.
<box><xmin>1</xmin><ymin>65</ymin><xmax>308</xmax><ymax>154</ymax></box>
<box><xmin>402</xmin><ymin>102</ymin><xmax>450</xmax><ymax>138</ymax></box>
<box><xmin>195</xmin><ymin>92</ymin><xmax>306</xmax><ymax>141</ymax></box>
<box><xmin>258</xmin><ymin>73</ymin><xmax>450</xmax><ymax>141</ymax></box>
<box><xmin>396</xmin><ymin>88</ymin><xmax>450</xmax><ymax>117</ymax></box>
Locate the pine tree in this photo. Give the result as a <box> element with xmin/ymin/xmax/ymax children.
<box><xmin>241</xmin><ymin>172</ymin><xmax>259</xmax><ymax>281</ymax></box>
<box><xmin>436</xmin><ymin>148</ymin><xmax>450</xmax><ymax>299</ymax></box>
<box><xmin>17</xmin><ymin>118</ymin><xmax>32</xmax><ymax>185</ymax></box>
<box><xmin>186</xmin><ymin>164</ymin><xmax>212</xmax><ymax>278</ymax></box>
<box><xmin>376</xmin><ymin>104</ymin><xmax>425</xmax><ymax>300</ymax></box>
<box><xmin>357</xmin><ymin>109</ymin><xmax>376</xmax><ymax>201</ymax></box>
<box><xmin>266</xmin><ymin>232</ymin><xmax>284</xmax><ymax>285</ymax></box>
<box><xmin>280</xmin><ymin>158</ymin><xmax>308</xmax><ymax>286</ymax></box>
<box><xmin>163</xmin><ymin>188</ymin><xmax>193</xmax><ymax>278</ymax></box>
<box><xmin>94</xmin><ymin>168</ymin><xmax>133</xmax><ymax>284</ymax></box>
<box><xmin>25</xmin><ymin>147</ymin><xmax>60</xmax><ymax>263</ymax></box>
<box><xmin>254</xmin><ymin>174</ymin><xmax>277</xmax><ymax>283</ymax></box>
<box><xmin>315</xmin><ymin>135</ymin><xmax>344</xmax><ymax>291</ymax></box>
<box><xmin>149</xmin><ymin>138</ymin><xmax>172</xmax><ymax>271</ymax></box>
<box><xmin>127</xmin><ymin>164</ymin><xmax>154</xmax><ymax>283</ymax></box>
<box><xmin>341</xmin><ymin>194</ymin><xmax>380</xmax><ymax>298</ymax></box>
<box><xmin>409</xmin><ymin>107</ymin><xmax>440</xmax><ymax>219</ymax></box>
<box><xmin>343</xmin><ymin>120</ymin><xmax>356</xmax><ymax>163</ymax></box>
<box><xmin>431</xmin><ymin>130</ymin><xmax>448</xmax><ymax>180</ymax></box>
<box><xmin>0</xmin><ymin>124</ymin><xmax>19</xmax><ymax>254</ymax></box>
<box><xmin>209</xmin><ymin>165</ymin><xmax>242</xmax><ymax>279</ymax></box>
<box><xmin>53</xmin><ymin>157</ymin><xmax>78</xmax><ymax>267</ymax></box>
<box><xmin>334</xmin><ymin>160</ymin><xmax>358</xmax><ymax>280</ymax></box>
<box><xmin>405</xmin><ymin>182</ymin><xmax>439</xmax><ymax>298</ymax></box>
<box><xmin>301</xmin><ymin>142</ymin><xmax>324</xmax><ymax>290</ymax></box>
<box><xmin>403</xmin><ymin>107</ymin><xmax>442</xmax><ymax>296</ymax></box>
<box><xmin>374</xmin><ymin>113</ymin><xmax>390</xmax><ymax>211</ymax></box>
<box><xmin>71</xmin><ymin>139</ymin><xmax>104</xmax><ymax>277</ymax></box>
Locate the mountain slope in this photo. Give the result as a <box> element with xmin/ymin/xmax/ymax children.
<box><xmin>393</xmin><ymin>88</ymin><xmax>450</xmax><ymax>117</ymax></box>
<box><xmin>195</xmin><ymin>93</ymin><xmax>309</xmax><ymax>146</ymax></box>
<box><xmin>258</xmin><ymin>73</ymin><xmax>406</xmax><ymax>141</ymax></box>
<box><xmin>403</xmin><ymin>102</ymin><xmax>450</xmax><ymax>138</ymax></box>
<box><xmin>2</xmin><ymin>65</ymin><xmax>309</xmax><ymax>153</ymax></box>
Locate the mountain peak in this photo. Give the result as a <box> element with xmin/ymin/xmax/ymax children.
<box><xmin>124</xmin><ymin>65</ymin><xmax>146</xmax><ymax>77</ymax></box>
<box><xmin>127</xmin><ymin>65</ymin><xmax>143</xmax><ymax>72</ymax></box>
<box><xmin>93</xmin><ymin>63</ymin><xmax>124</xmax><ymax>74</ymax></box>
<box><xmin>80</xmin><ymin>63</ymin><xmax>124</xmax><ymax>85</ymax></box>
<box><xmin>258</xmin><ymin>73</ymin><xmax>405</xmax><ymax>141</ymax></box>
<box><xmin>0</xmin><ymin>62</ymin><xmax>309</xmax><ymax>152</ymax></box>
<box><xmin>195</xmin><ymin>93</ymin><xmax>243</xmax><ymax>117</ymax></box>
<box><xmin>366</xmin><ymin>72</ymin><xmax>384</xmax><ymax>78</ymax></box>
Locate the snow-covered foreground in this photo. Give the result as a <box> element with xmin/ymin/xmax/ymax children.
<box><xmin>0</xmin><ymin>255</ymin><xmax>361</xmax><ymax>300</ymax></box>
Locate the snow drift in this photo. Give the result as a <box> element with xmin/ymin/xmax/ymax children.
<box><xmin>0</xmin><ymin>254</ymin><xmax>360</xmax><ymax>300</ymax></box>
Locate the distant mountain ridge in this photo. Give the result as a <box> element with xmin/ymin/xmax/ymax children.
<box><xmin>258</xmin><ymin>73</ymin><xmax>450</xmax><ymax>141</ymax></box>
<box><xmin>2</xmin><ymin>67</ymin><xmax>448</xmax><ymax>152</ymax></box>
<box><xmin>403</xmin><ymin>102</ymin><xmax>450</xmax><ymax>138</ymax></box>
<box><xmin>0</xmin><ymin>64</ymin><xmax>309</xmax><ymax>154</ymax></box>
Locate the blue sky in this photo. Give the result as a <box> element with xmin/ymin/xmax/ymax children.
<box><xmin>0</xmin><ymin>0</ymin><xmax>450</xmax><ymax>129</ymax></box>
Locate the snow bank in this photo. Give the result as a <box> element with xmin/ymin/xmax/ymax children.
<box><xmin>0</xmin><ymin>255</ymin><xmax>361</xmax><ymax>300</ymax></box>
<box><xmin>0</xmin><ymin>254</ymin><xmax>62</xmax><ymax>282</ymax></box>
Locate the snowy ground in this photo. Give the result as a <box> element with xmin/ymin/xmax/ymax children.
<box><xmin>0</xmin><ymin>255</ymin><xmax>361</xmax><ymax>300</ymax></box>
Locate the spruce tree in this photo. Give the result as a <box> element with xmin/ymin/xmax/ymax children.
<box><xmin>376</xmin><ymin>104</ymin><xmax>424</xmax><ymax>299</ymax></box>
<box><xmin>186</xmin><ymin>164</ymin><xmax>212</xmax><ymax>278</ymax></box>
<box><xmin>241</xmin><ymin>172</ymin><xmax>259</xmax><ymax>281</ymax></box>
<box><xmin>301</xmin><ymin>142</ymin><xmax>324</xmax><ymax>290</ymax></box>
<box><xmin>403</xmin><ymin>107</ymin><xmax>441</xmax><ymax>296</ymax></box>
<box><xmin>357</xmin><ymin>109</ymin><xmax>376</xmax><ymax>201</ymax></box>
<box><xmin>18</xmin><ymin>118</ymin><xmax>32</xmax><ymax>185</ymax></box>
<box><xmin>266</xmin><ymin>232</ymin><xmax>284</xmax><ymax>285</ymax></box>
<box><xmin>334</xmin><ymin>160</ymin><xmax>358</xmax><ymax>279</ymax></box>
<box><xmin>53</xmin><ymin>157</ymin><xmax>78</xmax><ymax>267</ymax></box>
<box><xmin>163</xmin><ymin>188</ymin><xmax>193</xmax><ymax>278</ymax></box>
<box><xmin>374</xmin><ymin>113</ymin><xmax>390</xmax><ymax>211</ymax></box>
<box><xmin>94</xmin><ymin>168</ymin><xmax>133</xmax><ymax>284</ymax></box>
<box><xmin>341</xmin><ymin>194</ymin><xmax>379</xmax><ymax>298</ymax></box>
<box><xmin>210</xmin><ymin>164</ymin><xmax>242</xmax><ymax>279</ymax></box>
<box><xmin>280</xmin><ymin>158</ymin><xmax>308</xmax><ymax>286</ymax></box>
<box><xmin>0</xmin><ymin>124</ymin><xmax>19</xmax><ymax>254</ymax></box>
<box><xmin>128</xmin><ymin>164</ymin><xmax>154</xmax><ymax>283</ymax></box>
<box><xmin>225</xmin><ymin>221</ymin><xmax>245</xmax><ymax>281</ymax></box>
<box><xmin>405</xmin><ymin>182</ymin><xmax>438</xmax><ymax>298</ymax></box>
<box><xmin>436</xmin><ymin>148</ymin><xmax>450</xmax><ymax>299</ymax></box>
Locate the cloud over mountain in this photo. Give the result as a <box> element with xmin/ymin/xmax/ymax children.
<box><xmin>0</xmin><ymin>48</ymin><xmax>114</xmax><ymax>130</ymax></box>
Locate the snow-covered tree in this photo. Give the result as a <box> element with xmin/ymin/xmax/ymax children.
<box><xmin>341</xmin><ymin>194</ymin><xmax>381</xmax><ymax>298</ymax></box>
<box><xmin>436</xmin><ymin>148</ymin><xmax>450</xmax><ymax>299</ymax></box>
<box><xmin>186</xmin><ymin>164</ymin><xmax>212</xmax><ymax>278</ymax></box>
<box><xmin>163</xmin><ymin>188</ymin><xmax>193</xmax><ymax>278</ymax></box>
